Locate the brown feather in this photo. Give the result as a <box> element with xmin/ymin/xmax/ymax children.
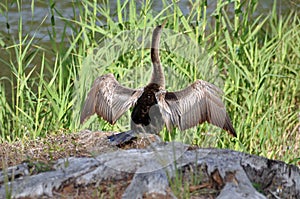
<box><xmin>80</xmin><ymin>73</ymin><xmax>143</xmax><ymax>124</ymax></box>
<box><xmin>156</xmin><ymin>80</ymin><xmax>236</xmax><ymax>136</ymax></box>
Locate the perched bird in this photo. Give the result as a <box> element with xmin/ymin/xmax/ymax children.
<box><xmin>80</xmin><ymin>22</ymin><xmax>236</xmax><ymax>145</ymax></box>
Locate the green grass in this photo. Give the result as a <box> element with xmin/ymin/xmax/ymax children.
<box><xmin>0</xmin><ymin>0</ymin><xmax>299</xmax><ymax>167</ymax></box>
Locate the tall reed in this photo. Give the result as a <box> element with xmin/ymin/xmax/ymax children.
<box><xmin>0</xmin><ymin>0</ymin><xmax>299</xmax><ymax>165</ymax></box>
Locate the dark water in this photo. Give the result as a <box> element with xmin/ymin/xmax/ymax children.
<box><xmin>0</xmin><ymin>0</ymin><xmax>298</xmax><ymax>79</ymax></box>
<box><xmin>0</xmin><ymin>1</ymin><xmax>295</xmax><ymax>41</ymax></box>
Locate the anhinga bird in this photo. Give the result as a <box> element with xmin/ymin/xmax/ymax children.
<box><xmin>80</xmin><ymin>22</ymin><xmax>236</xmax><ymax>145</ymax></box>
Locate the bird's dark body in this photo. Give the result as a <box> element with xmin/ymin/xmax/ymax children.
<box><xmin>131</xmin><ymin>83</ymin><xmax>160</xmax><ymax>126</ymax></box>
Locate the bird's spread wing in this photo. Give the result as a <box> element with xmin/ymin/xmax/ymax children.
<box><xmin>156</xmin><ymin>80</ymin><xmax>236</xmax><ymax>136</ymax></box>
<box><xmin>80</xmin><ymin>74</ymin><xmax>144</xmax><ymax>124</ymax></box>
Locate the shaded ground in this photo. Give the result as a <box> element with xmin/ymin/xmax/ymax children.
<box><xmin>0</xmin><ymin>131</ymin><xmax>226</xmax><ymax>198</ymax></box>
<box><xmin>1</xmin><ymin>130</ymin><xmax>299</xmax><ymax>198</ymax></box>
<box><xmin>0</xmin><ymin>130</ymin><xmax>160</xmax><ymax>170</ymax></box>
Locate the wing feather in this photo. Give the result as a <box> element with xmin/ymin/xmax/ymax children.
<box><xmin>156</xmin><ymin>80</ymin><xmax>236</xmax><ymax>136</ymax></box>
<box><xmin>80</xmin><ymin>74</ymin><xmax>143</xmax><ymax>124</ymax></box>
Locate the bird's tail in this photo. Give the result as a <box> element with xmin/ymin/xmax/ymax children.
<box><xmin>107</xmin><ymin>130</ymin><xmax>137</xmax><ymax>145</ymax></box>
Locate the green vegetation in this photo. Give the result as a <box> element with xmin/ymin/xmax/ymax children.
<box><xmin>0</xmin><ymin>0</ymin><xmax>299</xmax><ymax>166</ymax></box>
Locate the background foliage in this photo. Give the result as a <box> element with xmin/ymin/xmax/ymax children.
<box><xmin>0</xmin><ymin>0</ymin><xmax>299</xmax><ymax>165</ymax></box>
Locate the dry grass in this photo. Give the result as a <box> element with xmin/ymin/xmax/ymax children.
<box><xmin>0</xmin><ymin>130</ymin><xmax>162</xmax><ymax>170</ymax></box>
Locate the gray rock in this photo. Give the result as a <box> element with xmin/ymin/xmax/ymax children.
<box><xmin>0</xmin><ymin>142</ymin><xmax>299</xmax><ymax>198</ymax></box>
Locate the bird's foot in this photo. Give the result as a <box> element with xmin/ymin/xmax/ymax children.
<box><xmin>107</xmin><ymin>130</ymin><xmax>137</xmax><ymax>146</ymax></box>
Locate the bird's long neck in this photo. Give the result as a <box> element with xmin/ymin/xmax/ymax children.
<box><xmin>150</xmin><ymin>25</ymin><xmax>165</xmax><ymax>88</ymax></box>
